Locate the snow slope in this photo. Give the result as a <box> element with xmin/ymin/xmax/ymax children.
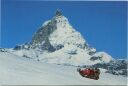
<box><xmin>0</xmin><ymin>51</ymin><xmax>127</xmax><ymax>85</ymax></box>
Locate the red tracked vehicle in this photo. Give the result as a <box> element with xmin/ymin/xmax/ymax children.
<box><xmin>77</xmin><ymin>67</ymin><xmax>100</xmax><ymax>80</ymax></box>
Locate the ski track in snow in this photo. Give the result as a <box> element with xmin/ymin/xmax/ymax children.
<box><xmin>0</xmin><ymin>52</ymin><xmax>127</xmax><ymax>85</ymax></box>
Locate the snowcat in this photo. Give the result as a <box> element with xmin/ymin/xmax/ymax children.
<box><xmin>77</xmin><ymin>67</ymin><xmax>100</xmax><ymax>80</ymax></box>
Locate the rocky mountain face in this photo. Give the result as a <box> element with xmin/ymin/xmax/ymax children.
<box><xmin>105</xmin><ymin>59</ymin><xmax>127</xmax><ymax>76</ymax></box>
<box><xmin>9</xmin><ymin>10</ymin><xmax>127</xmax><ymax>76</ymax></box>
<box><xmin>30</xmin><ymin>10</ymin><xmax>88</xmax><ymax>52</ymax></box>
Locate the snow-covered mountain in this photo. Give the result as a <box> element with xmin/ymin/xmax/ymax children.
<box><xmin>10</xmin><ymin>10</ymin><xmax>113</xmax><ymax>66</ymax></box>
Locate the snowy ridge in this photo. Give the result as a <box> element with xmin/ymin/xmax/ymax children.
<box><xmin>42</xmin><ymin>20</ymin><xmax>51</xmax><ymax>26</ymax></box>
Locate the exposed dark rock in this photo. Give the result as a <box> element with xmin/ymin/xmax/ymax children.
<box><xmin>0</xmin><ymin>48</ymin><xmax>7</xmax><ymax>52</ymax></box>
<box><xmin>90</xmin><ymin>56</ymin><xmax>102</xmax><ymax>61</ymax></box>
<box><xmin>55</xmin><ymin>44</ymin><xmax>64</xmax><ymax>50</ymax></box>
<box><xmin>68</xmin><ymin>50</ymin><xmax>77</xmax><ymax>55</ymax></box>
<box><xmin>30</xmin><ymin>16</ymin><xmax>57</xmax><ymax>52</ymax></box>
<box><xmin>13</xmin><ymin>45</ymin><xmax>22</xmax><ymax>50</ymax></box>
<box><xmin>40</xmin><ymin>38</ymin><xmax>55</xmax><ymax>52</ymax></box>
<box><xmin>23</xmin><ymin>55</ymin><xmax>30</xmax><ymax>58</ymax></box>
<box><xmin>55</xmin><ymin>9</ymin><xmax>62</xmax><ymax>16</ymax></box>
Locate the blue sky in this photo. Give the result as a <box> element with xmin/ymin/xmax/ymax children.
<box><xmin>1</xmin><ymin>1</ymin><xmax>127</xmax><ymax>59</ymax></box>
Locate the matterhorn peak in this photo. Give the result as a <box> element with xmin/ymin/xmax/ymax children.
<box><xmin>13</xmin><ymin>10</ymin><xmax>113</xmax><ymax>66</ymax></box>
<box><xmin>31</xmin><ymin>9</ymin><xmax>87</xmax><ymax>51</ymax></box>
